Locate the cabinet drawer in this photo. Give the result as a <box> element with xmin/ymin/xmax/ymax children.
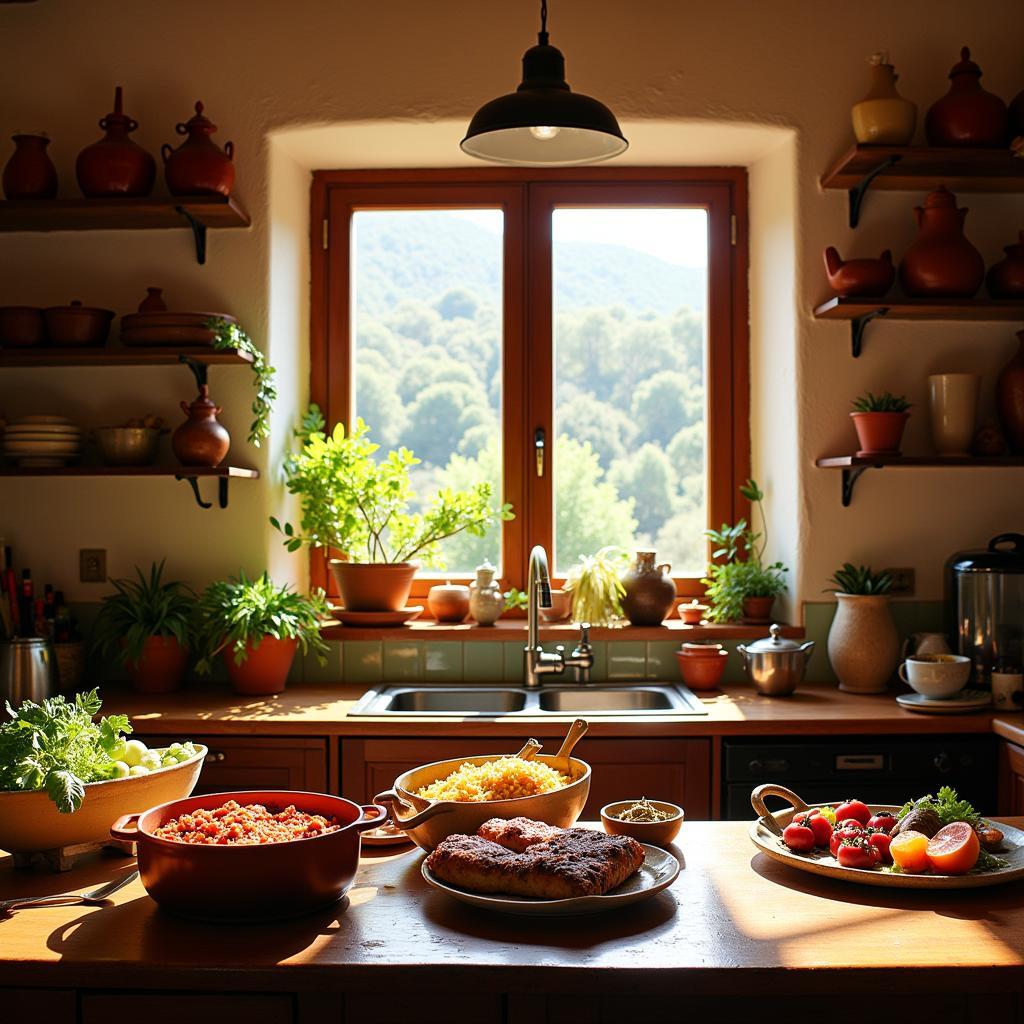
<box><xmin>81</xmin><ymin>992</ymin><xmax>293</xmax><ymax>1024</ymax></box>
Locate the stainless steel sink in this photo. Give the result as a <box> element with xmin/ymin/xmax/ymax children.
<box><xmin>347</xmin><ymin>683</ymin><xmax>707</xmax><ymax>716</ymax></box>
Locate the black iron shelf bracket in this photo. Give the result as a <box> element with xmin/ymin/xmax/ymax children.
<box><xmin>174</xmin><ymin>206</ymin><xmax>208</xmax><ymax>264</ymax></box>
<box><xmin>850</xmin><ymin>307</ymin><xmax>889</xmax><ymax>358</ymax></box>
<box><xmin>179</xmin><ymin>355</ymin><xmax>208</xmax><ymax>389</ymax></box>
<box><xmin>176</xmin><ymin>474</ymin><xmax>230</xmax><ymax>509</ymax></box>
<box><xmin>841</xmin><ymin>466</ymin><xmax>871</xmax><ymax>507</ymax></box>
<box><xmin>847</xmin><ymin>154</ymin><xmax>903</xmax><ymax>228</ymax></box>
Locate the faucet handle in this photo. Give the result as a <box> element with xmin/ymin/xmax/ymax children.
<box><xmin>578</xmin><ymin>622</ymin><xmax>591</xmax><ymax>646</ymax></box>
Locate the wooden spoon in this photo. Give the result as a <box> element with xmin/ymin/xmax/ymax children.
<box><xmin>550</xmin><ymin>718</ymin><xmax>588</xmax><ymax>775</ymax></box>
<box><xmin>514</xmin><ymin>738</ymin><xmax>542</xmax><ymax>761</ymax></box>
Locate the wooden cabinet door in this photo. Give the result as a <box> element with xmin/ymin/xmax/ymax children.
<box><xmin>136</xmin><ymin>735</ymin><xmax>328</xmax><ymax>794</ymax></box>
<box><xmin>81</xmin><ymin>992</ymin><xmax>293</xmax><ymax>1024</ymax></box>
<box><xmin>5</xmin><ymin>989</ymin><xmax>75</xmax><ymax>1024</ymax></box>
<box><xmin>999</xmin><ymin>741</ymin><xmax>1024</xmax><ymax>816</ymax></box>
<box><xmin>341</xmin><ymin>736</ymin><xmax>711</xmax><ymax>819</ymax></box>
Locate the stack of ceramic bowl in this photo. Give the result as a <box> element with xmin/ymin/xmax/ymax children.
<box><xmin>3</xmin><ymin>416</ymin><xmax>82</xmax><ymax>466</ymax></box>
<box><xmin>674</xmin><ymin>642</ymin><xmax>729</xmax><ymax>691</ymax></box>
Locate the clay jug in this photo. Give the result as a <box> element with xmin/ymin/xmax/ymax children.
<box><xmin>2</xmin><ymin>133</ymin><xmax>57</xmax><ymax>199</ymax></box>
<box><xmin>620</xmin><ymin>551</ymin><xmax>675</xmax><ymax>627</ymax></box>
<box><xmin>925</xmin><ymin>47</ymin><xmax>1008</xmax><ymax>147</ymax></box>
<box><xmin>827</xmin><ymin>593</ymin><xmax>899</xmax><ymax>694</ymax></box>
<box><xmin>75</xmin><ymin>87</ymin><xmax>156</xmax><ymax>197</ymax></box>
<box><xmin>899</xmin><ymin>187</ymin><xmax>984</xmax><ymax>297</ymax></box>
<box><xmin>137</xmin><ymin>287</ymin><xmax>167</xmax><ymax>312</ymax></box>
<box><xmin>162</xmin><ymin>102</ymin><xmax>235</xmax><ymax>197</ymax></box>
<box><xmin>172</xmin><ymin>384</ymin><xmax>230</xmax><ymax>467</ymax></box>
<box><xmin>824</xmin><ymin>246</ymin><xmax>894</xmax><ymax>297</ymax></box>
<box><xmin>986</xmin><ymin>231</ymin><xmax>1024</xmax><ymax>299</ymax></box>
<box><xmin>851</xmin><ymin>53</ymin><xmax>916</xmax><ymax>145</ymax></box>
<box><xmin>468</xmin><ymin>561</ymin><xmax>505</xmax><ymax>626</ymax></box>
<box><xmin>996</xmin><ymin>330</ymin><xmax>1024</xmax><ymax>454</ymax></box>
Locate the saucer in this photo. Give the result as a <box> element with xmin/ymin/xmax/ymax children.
<box><xmin>361</xmin><ymin>818</ymin><xmax>415</xmax><ymax>846</ymax></box>
<box><xmin>331</xmin><ymin>605</ymin><xmax>423</xmax><ymax>627</ymax></box>
<box><xmin>896</xmin><ymin>689</ymin><xmax>991</xmax><ymax>714</ymax></box>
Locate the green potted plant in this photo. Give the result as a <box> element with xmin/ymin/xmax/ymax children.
<box><xmin>850</xmin><ymin>390</ymin><xmax>912</xmax><ymax>457</ymax></box>
<box><xmin>273</xmin><ymin>408</ymin><xmax>513</xmax><ymax>612</ymax></box>
<box><xmin>91</xmin><ymin>561</ymin><xmax>194</xmax><ymax>693</ymax></box>
<box><xmin>825</xmin><ymin>563</ymin><xmax>899</xmax><ymax>694</ymax></box>
<box><xmin>703</xmin><ymin>479</ymin><xmax>787</xmax><ymax>623</ymax></box>
<box><xmin>195</xmin><ymin>572</ymin><xmax>330</xmax><ymax>695</ymax></box>
<box><xmin>563</xmin><ymin>546</ymin><xmax>629</xmax><ymax>627</ymax></box>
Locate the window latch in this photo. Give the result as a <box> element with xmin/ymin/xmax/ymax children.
<box><xmin>534</xmin><ymin>427</ymin><xmax>545</xmax><ymax>477</ymax></box>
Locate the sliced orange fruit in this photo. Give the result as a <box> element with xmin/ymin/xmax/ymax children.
<box><xmin>927</xmin><ymin>821</ymin><xmax>980</xmax><ymax>875</ymax></box>
<box><xmin>890</xmin><ymin>829</ymin><xmax>930</xmax><ymax>873</ymax></box>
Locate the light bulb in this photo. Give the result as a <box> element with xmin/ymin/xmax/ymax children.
<box><xmin>529</xmin><ymin>125</ymin><xmax>561</xmax><ymax>141</ymax></box>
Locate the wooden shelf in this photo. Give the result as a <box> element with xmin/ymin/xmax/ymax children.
<box><xmin>816</xmin><ymin>454</ymin><xmax>1024</xmax><ymax>506</ymax></box>
<box><xmin>0</xmin><ymin>346</ymin><xmax>252</xmax><ymax>367</ymax></box>
<box><xmin>813</xmin><ymin>296</ymin><xmax>1024</xmax><ymax>357</ymax></box>
<box><xmin>821</xmin><ymin>144</ymin><xmax>1024</xmax><ymax>227</ymax></box>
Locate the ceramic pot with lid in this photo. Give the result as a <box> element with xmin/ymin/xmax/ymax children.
<box><xmin>737</xmin><ymin>624</ymin><xmax>815</xmax><ymax>697</ymax></box>
<box><xmin>172</xmin><ymin>384</ymin><xmax>230</xmax><ymax>467</ymax></box>
<box><xmin>427</xmin><ymin>582</ymin><xmax>470</xmax><ymax>623</ymax></box>
<box><xmin>75</xmin><ymin>86</ymin><xmax>156</xmax><ymax>197</ymax></box>
<box><xmin>899</xmin><ymin>186</ymin><xmax>984</xmax><ymax>298</ymax></box>
<box><xmin>468</xmin><ymin>560</ymin><xmax>505</xmax><ymax>625</ymax></box>
<box><xmin>162</xmin><ymin>101</ymin><xmax>235</xmax><ymax>197</ymax></box>
<box><xmin>2</xmin><ymin>133</ymin><xmax>57</xmax><ymax>199</ymax></box>
<box><xmin>925</xmin><ymin>46</ymin><xmax>1008</xmax><ymax>147</ymax></box>
<box><xmin>43</xmin><ymin>300</ymin><xmax>115</xmax><ymax>347</ymax></box>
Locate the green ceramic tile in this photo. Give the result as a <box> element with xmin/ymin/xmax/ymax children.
<box><xmin>587</xmin><ymin>641</ymin><xmax>607</xmax><ymax>682</ymax></box>
<box><xmin>503</xmin><ymin>642</ymin><xmax>526</xmax><ymax>682</ymax></box>
<box><xmin>383</xmin><ymin>641</ymin><xmax>422</xmax><ymax>682</ymax></box>
<box><xmin>342</xmin><ymin>641</ymin><xmax>382</xmax><ymax>684</ymax></box>
<box><xmin>646</xmin><ymin>640</ymin><xmax>679</xmax><ymax>681</ymax></box>
<box><xmin>304</xmin><ymin>641</ymin><xmax>342</xmax><ymax>683</ymax></box>
<box><xmin>463</xmin><ymin>643</ymin><xmax>505</xmax><ymax>682</ymax></box>
<box><xmin>607</xmin><ymin>641</ymin><xmax>646</xmax><ymax>680</ymax></box>
<box><xmin>424</xmin><ymin>642</ymin><xmax>463</xmax><ymax>681</ymax></box>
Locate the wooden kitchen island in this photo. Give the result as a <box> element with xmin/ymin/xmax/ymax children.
<box><xmin>3</xmin><ymin>821</ymin><xmax>1023</xmax><ymax>1023</ymax></box>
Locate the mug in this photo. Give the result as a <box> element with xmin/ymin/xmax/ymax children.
<box><xmin>898</xmin><ymin>653</ymin><xmax>971</xmax><ymax>699</ymax></box>
<box><xmin>992</xmin><ymin>671</ymin><xmax>1024</xmax><ymax>712</ymax></box>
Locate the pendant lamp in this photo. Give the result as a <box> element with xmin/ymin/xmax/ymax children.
<box><xmin>460</xmin><ymin>0</ymin><xmax>628</xmax><ymax>166</ymax></box>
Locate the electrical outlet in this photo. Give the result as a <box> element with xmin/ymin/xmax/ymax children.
<box><xmin>80</xmin><ymin>549</ymin><xmax>107</xmax><ymax>583</ymax></box>
<box><xmin>883</xmin><ymin>566</ymin><xmax>915</xmax><ymax>596</ymax></box>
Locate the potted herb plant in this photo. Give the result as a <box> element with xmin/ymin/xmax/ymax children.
<box><xmin>825</xmin><ymin>563</ymin><xmax>899</xmax><ymax>694</ymax></box>
<box><xmin>273</xmin><ymin>408</ymin><xmax>513</xmax><ymax>612</ymax></box>
<box><xmin>195</xmin><ymin>571</ymin><xmax>330</xmax><ymax>695</ymax></box>
<box><xmin>563</xmin><ymin>546</ymin><xmax>629</xmax><ymax>627</ymax></box>
<box><xmin>91</xmin><ymin>561</ymin><xmax>194</xmax><ymax>693</ymax></box>
<box><xmin>850</xmin><ymin>390</ymin><xmax>912</xmax><ymax>457</ymax></box>
<box><xmin>703</xmin><ymin>479</ymin><xmax>787</xmax><ymax>623</ymax></box>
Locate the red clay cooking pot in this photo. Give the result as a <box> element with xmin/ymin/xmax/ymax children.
<box><xmin>110</xmin><ymin>789</ymin><xmax>384</xmax><ymax>921</ymax></box>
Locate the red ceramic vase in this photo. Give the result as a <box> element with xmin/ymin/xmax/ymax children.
<box><xmin>986</xmin><ymin>231</ymin><xmax>1024</xmax><ymax>299</ymax></box>
<box><xmin>851</xmin><ymin>411</ymin><xmax>909</xmax><ymax>457</ymax></box>
<box><xmin>2</xmin><ymin>133</ymin><xmax>57</xmax><ymax>199</ymax></box>
<box><xmin>162</xmin><ymin>101</ymin><xmax>235</xmax><ymax>197</ymax></box>
<box><xmin>997</xmin><ymin>331</ymin><xmax>1024</xmax><ymax>454</ymax></box>
<box><xmin>172</xmin><ymin>384</ymin><xmax>230</xmax><ymax>467</ymax></box>
<box><xmin>925</xmin><ymin>47</ymin><xmax>1008</xmax><ymax>147</ymax></box>
<box><xmin>223</xmin><ymin>636</ymin><xmax>299</xmax><ymax>696</ymax></box>
<box><xmin>75</xmin><ymin>86</ymin><xmax>156</xmax><ymax>197</ymax></box>
<box><xmin>124</xmin><ymin>635</ymin><xmax>188</xmax><ymax>694</ymax></box>
<box><xmin>899</xmin><ymin>187</ymin><xmax>984</xmax><ymax>298</ymax></box>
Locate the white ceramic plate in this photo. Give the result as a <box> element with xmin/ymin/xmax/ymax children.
<box><xmin>750</xmin><ymin>803</ymin><xmax>1024</xmax><ymax>889</ymax></box>
<box><xmin>421</xmin><ymin>842</ymin><xmax>680</xmax><ymax>916</ymax></box>
<box><xmin>896</xmin><ymin>689</ymin><xmax>992</xmax><ymax>714</ymax></box>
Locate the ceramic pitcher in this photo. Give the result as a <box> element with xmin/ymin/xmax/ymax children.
<box><xmin>75</xmin><ymin>86</ymin><xmax>156</xmax><ymax>197</ymax></box>
<box><xmin>851</xmin><ymin>52</ymin><xmax>916</xmax><ymax>145</ymax></box>
<box><xmin>899</xmin><ymin>187</ymin><xmax>984</xmax><ymax>298</ymax></box>
<box><xmin>469</xmin><ymin>561</ymin><xmax>505</xmax><ymax>626</ymax></box>
<box><xmin>620</xmin><ymin>551</ymin><xmax>675</xmax><ymax>627</ymax></box>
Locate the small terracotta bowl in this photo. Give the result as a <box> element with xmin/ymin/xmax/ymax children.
<box><xmin>601</xmin><ymin>799</ymin><xmax>684</xmax><ymax>847</ymax></box>
<box><xmin>676</xmin><ymin>648</ymin><xmax>728</xmax><ymax>690</ymax></box>
<box><xmin>677</xmin><ymin>602</ymin><xmax>709</xmax><ymax>625</ymax></box>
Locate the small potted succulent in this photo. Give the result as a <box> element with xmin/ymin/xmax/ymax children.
<box><xmin>195</xmin><ymin>572</ymin><xmax>330</xmax><ymax>695</ymax></box>
<box><xmin>273</xmin><ymin>407</ymin><xmax>513</xmax><ymax>612</ymax></box>
<box><xmin>91</xmin><ymin>561</ymin><xmax>194</xmax><ymax>693</ymax></box>
<box><xmin>850</xmin><ymin>390</ymin><xmax>912</xmax><ymax>457</ymax></box>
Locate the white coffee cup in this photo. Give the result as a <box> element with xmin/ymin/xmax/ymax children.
<box><xmin>992</xmin><ymin>671</ymin><xmax>1024</xmax><ymax>712</ymax></box>
<box><xmin>898</xmin><ymin>653</ymin><xmax>971</xmax><ymax>699</ymax></box>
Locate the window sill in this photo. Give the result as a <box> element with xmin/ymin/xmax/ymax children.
<box><xmin>320</xmin><ymin>618</ymin><xmax>804</xmax><ymax>643</ymax></box>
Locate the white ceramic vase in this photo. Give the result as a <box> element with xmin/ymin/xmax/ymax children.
<box><xmin>469</xmin><ymin>561</ymin><xmax>505</xmax><ymax>626</ymax></box>
<box><xmin>928</xmin><ymin>372</ymin><xmax>980</xmax><ymax>456</ymax></box>
<box><xmin>827</xmin><ymin>593</ymin><xmax>900</xmax><ymax>694</ymax></box>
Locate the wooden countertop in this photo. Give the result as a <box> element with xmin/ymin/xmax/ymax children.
<box><xmin>2</xmin><ymin>820</ymin><xmax>1023</xmax><ymax>996</ymax></box>
<box><xmin>101</xmin><ymin>681</ymin><xmax>1011</xmax><ymax>738</ymax></box>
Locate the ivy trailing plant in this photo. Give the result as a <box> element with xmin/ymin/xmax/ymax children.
<box><xmin>206</xmin><ymin>317</ymin><xmax>277</xmax><ymax>446</ymax></box>
<box><xmin>272</xmin><ymin>406</ymin><xmax>514</xmax><ymax>567</ymax></box>
<box><xmin>826</xmin><ymin>563</ymin><xmax>893</xmax><ymax>596</ymax></box>
<box><xmin>702</xmin><ymin>479</ymin><xmax>788</xmax><ymax>623</ymax></box>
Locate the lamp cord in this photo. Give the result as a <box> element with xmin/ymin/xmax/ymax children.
<box><xmin>538</xmin><ymin>0</ymin><xmax>548</xmax><ymax>45</ymax></box>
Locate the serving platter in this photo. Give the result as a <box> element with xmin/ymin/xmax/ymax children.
<box><xmin>421</xmin><ymin>842</ymin><xmax>679</xmax><ymax>916</ymax></box>
<box><xmin>749</xmin><ymin>783</ymin><xmax>1024</xmax><ymax>889</ymax></box>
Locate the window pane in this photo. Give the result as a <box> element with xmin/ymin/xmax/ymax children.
<box><xmin>552</xmin><ymin>208</ymin><xmax>708</xmax><ymax>575</ymax></box>
<box><xmin>351</xmin><ymin>209</ymin><xmax>503</xmax><ymax>572</ymax></box>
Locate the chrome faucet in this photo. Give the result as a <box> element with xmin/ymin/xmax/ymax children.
<box><xmin>524</xmin><ymin>545</ymin><xmax>594</xmax><ymax>689</ymax></box>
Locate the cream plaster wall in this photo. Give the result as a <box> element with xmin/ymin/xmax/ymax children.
<box><xmin>2</xmin><ymin>0</ymin><xmax>1023</xmax><ymax>606</ymax></box>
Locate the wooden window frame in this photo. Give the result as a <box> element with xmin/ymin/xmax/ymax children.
<box><xmin>310</xmin><ymin>167</ymin><xmax>749</xmax><ymax>600</ymax></box>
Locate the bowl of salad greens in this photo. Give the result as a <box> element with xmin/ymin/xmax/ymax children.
<box><xmin>0</xmin><ymin>689</ymin><xmax>204</xmax><ymax>854</ymax></box>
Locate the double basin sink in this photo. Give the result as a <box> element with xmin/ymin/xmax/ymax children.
<box><xmin>348</xmin><ymin>683</ymin><xmax>708</xmax><ymax>716</ymax></box>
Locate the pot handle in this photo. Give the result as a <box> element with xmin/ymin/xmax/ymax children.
<box><xmin>736</xmin><ymin>643</ymin><xmax>749</xmax><ymax>663</ymax></box>
<box><xmin>750</xmin><ymin>783</ymin><xmax>809</xmax><ymax>837</ymax></box>
<box><xmin>161</xmin><ymin>143</ymin><xmax>174</xmax><ymax>164</ymax></box>
<box><xmin>988</xmin><ymin>533</ymin><xmax>1024</xmax><ymax>554</ymax></box>
<box><xmin>657</xmin><ymin>562</ymin><xmax>671</xmax><ymax>575</ymax></box>
<box><xmin>373</xmin><ymin>788</ymin><xmax>454</xmax><ymax>830</ymax></box>
<box><xmin>352</xmin><ymin>804</ymin><xmax>387</xmax><ymax>833</ymax></box>
<box><xmin>110</xmin><ymin>813</ymin><xmax>142</xmax><ymax>842</ymax></box>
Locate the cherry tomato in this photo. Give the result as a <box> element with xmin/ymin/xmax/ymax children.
<box><xmin>866</xmin><ymin>812</ymin><xmax>898</xmax><ymax>833</ymax></box>
<box><xmin>830</xmin><ymin>823</ymin><xmax>864</xmax><ymax>858</ymax></box>
<box><xmin>835</xmin><ymin>799</ymin><xmax>871</xmax><ymax>826</ymax></box>
<box><xmin>805</xmin><ymin>814</ymin><xmax>833</xmax><ymax>849</ymax></box>
<box><xmin>837</xmin><ymin>840</ymin><xmax>880</xmax><ymax>870</ymax></box>
<box><xmin>867</xmin><ymin>831</ymin><xmax>892</xmax><ymax>864</ymax></box>
<box><xmin>782</xmin><ymin>822</ymin><xmax>816</xmax><ymax>853</ymax></box>
<box><xmin>927</xmin><ymin>822</ymin><xmax>980</xmax><ymax>875</ymax></box>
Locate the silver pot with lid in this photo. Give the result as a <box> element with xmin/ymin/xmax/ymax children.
<box><xmin>737</xmin><ymin>624</ymin><xmax>815</xmax><ymax>697</ymax></box>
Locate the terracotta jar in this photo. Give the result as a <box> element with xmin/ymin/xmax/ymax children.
<box><xmin>827</xmin><ymin>593</ymin><xmax>899</xmax><ymax>694</ymax></box>
<box><xmin>2</xmin><ymin>133</ymin><xmax>57</xmax><ymax>199</ymax></box>
<box><xmin>75</xmin><ymin>87</ymin><xmax>156</xmax><ymax>197</ymax></box>
<box><xmin>468</xmin><ymin>561</ymin><xmax>505</xmax><ymax>626</ymax></box>
<box><xmin>925</xmin><ymin>47</ymin><xmax>1008</xmax><ymax>147</ymax></box>
<box><xmin>620</xmin><ymin>551</ymin><xmax>675</xmax><ymax>627</ymax></box>
<box><xmin>427</xmin><ymin>582</ymin><xmax>470</xmax><ymax>623</ymax></box>
<box><xmin>824</xmin><ymin>247</ymin><xmax>894</xmax><ymax>298</ymax></box>
<box><xmin>172</xmin><ymin>384</ymin><xmax>230</xmax><ymax>467</ymax></box>
<box><xmin>851</xmin><ymin>53</ymin><xmax>916</xmax><ymax>145</ymax></box>
<box><xmin>986</xmin><ymin>231</ymin><xmax>1024</xmax><ymax>299</ymax></box>
<box><xmin>898</xmin><ymin>187</ymin><xmax>984</xmax><ymax>298</ymax></box>
<box><xmin>997</xmin><ymin>330</ymin><xmax>1024</xmax><ymax>453</ymax></box>
<box><xmin>137</xmin><ymin>287</ymin><xmax>167</xmax><ymax>312</ymax></box>
<box><xmin>162</xmin><ymin>102</ymin><xmax>235</xmax><ymax>197</ymax></box>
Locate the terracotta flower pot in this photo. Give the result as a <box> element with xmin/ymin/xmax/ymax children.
<box><xmin>329</xmin><ymin>560</ymin><xmax>418</xmax><ymax>612</ymax></box>
<box><xmin>742</xmin><ymin>595</ymin><xmax>775</xmax><ymax>624</ymax></box>
<box><xmin>124</xmin><ymin>635</ymin><xmax>188</xmax><ymax>694</ymax></box>
<box><xmin>223</xmin><ymin>636</ymin><xmax>299</xmax><ymax>696</ymax></box>
<box><xmin>850</xmin><ymin>411</ymin><xmax>909</xmax><ymax>457</ymax></box>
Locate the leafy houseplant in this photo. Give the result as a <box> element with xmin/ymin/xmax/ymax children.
<box><xmin>273</xmin><ymin>408</ymin><xmax>513</xmax><ymax>611</ymax></box>
<box><xmin>563</xmin><ymin>547</ymin><xmax>629</xmax><ymax>627</ymax></box>
<box><xmin>195</xmin><ymin>572</ymin><xmax>330</xmax><ymax>695</ymax></box>
<box><xmin>702</xmin><ymin>479</ymin><xmax>788</xmax><ymax>623</ymax></box>
<box><xmin>850</xmin><ymin>390</ymin><xmax>912</xmax><ymax>457</ymax></box>
<box><xmin>827</xmin><ymin>563</ymin><xmax>893</xmax><ymax>595</ymax></box>
<box><xmin>91</xmin><ymin>562</ymin><xmax>194</xmax><ymax>694</ymax></box>
<box><xmin>206</xmin><ymin>318</ymin><xmax>277</xmax><ymax>447</ymax></box>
